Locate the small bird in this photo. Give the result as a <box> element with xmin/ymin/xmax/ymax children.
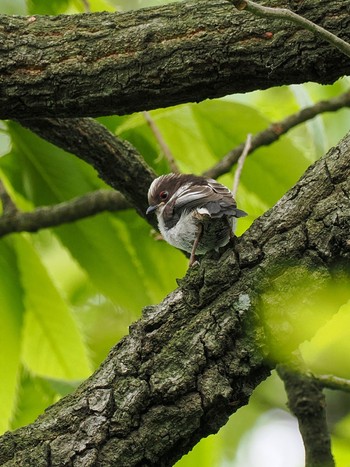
<box><xmin>146</xmin><ymin>173</ymin><xmax>247</xmax><ymax>266</ymax></box>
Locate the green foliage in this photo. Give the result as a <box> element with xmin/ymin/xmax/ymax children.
<box><xmin>16</xmin><ymin>235</ymin><xmax>91</xmax><ymax>379</ymax></box>
<box><xmin>1</xmin><ymin>0</ymin><xmax>350</xmax><ymax>464</ymax></box>
<box><xmin>27</xmin><ymin>0</ymin><xmax>70</xmax><ymax>15</ymax></box>
<box><xmin>0</xmin><ymin>238</ymin><xmax>24</xmax><ymax>433</ymax></box>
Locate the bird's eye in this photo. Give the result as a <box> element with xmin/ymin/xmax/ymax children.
<box><xmin>159</xmin><ymin>190</ymin><xmax>169</xmax><ymax>200</ymax></box>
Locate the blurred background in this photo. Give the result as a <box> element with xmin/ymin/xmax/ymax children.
<box><xmin>1</xmin><ymin>1</ymin><xmax>350</xmax><ymax>465</ymax></box>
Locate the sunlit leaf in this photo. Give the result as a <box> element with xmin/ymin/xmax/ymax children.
<box><xmin>10</xmin><ymin>371</ymin><xmax>58</xmax><ymax>431</ymax></box>
<box><xmin>332</xmin><ymin>436</ymin><xmax>350</xmax><ymax>467</ymax></box>
<box><xmin>27</xmin><ymin>0</ymin><xmax>69</xmax><ymax>14</ymax></box>
<box><xmin>301</xmin><ymin>301</ymin><xmax>350</xmax><ymax>377</ymax></box>
<box><xmin>0</xmin><ymin>238</ymin><xmax>24</xmax><ymax>434</ymax></box>
<box><xmin>191</xmin><ymin>99</ymin><xmax>310</xmax><ymax>206</ymax></box>
<box><xmin>16</xmin><ymin>235</ymin><xmax>92</xmax><ymax>379</ymax></box>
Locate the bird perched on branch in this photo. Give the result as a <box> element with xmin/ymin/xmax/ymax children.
<box><xmin>146</xmin><ymin>173</ymin><xmax>247</xmax><ymax>266</ymax></box>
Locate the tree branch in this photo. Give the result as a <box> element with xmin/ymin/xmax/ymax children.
<box><xmin>278</xmin><ymin>364</ymin><xmax>335</xmax><ymax>467</ymax></box>
<box><xmin>17</xmin><ymin>118</ymin><xmax>158</xmax><ymax>229</ymax></box>
<box><xmin>204</xmin><ymin>89</ymin><xmax>350</xmax><ymax>179</ymax></box>
<box><xmin>313</xmin><ymin>374</ymin><xmax>350</xmax><ymax>394</ymax></box>
<box><xmin>0</xmin><ymin>189</ymin><xmax>130</xmax><ymax>238</ymax></box>
<box><xmin>1</xmin><ymin>129</ymin><xmax>349</xmax><ymax>467</ymax></box>
<box><xmin>81</xmin><ymin>0</ymin><xmax>90</xmax><ymax>12</ymax></box>
<box><xmin>229</xmin><ymin>0</ymin><xmax>350</xmax><ymax>59</ymax></box>
<box><xmin>143</xmin><ymin>111</ymin><xmax>180</xmax><ymax>174</ymax></box>
<box><xmin>1</xmin><ymin>0</ymin><xmax>350</xmax><ymax>119</ymax></box>
<box><xmin>232</xmin><ymin>133</ymin><xmax>251</xmax><ymax>198</ymax></box>
<box><xmin>0</xmin><ymin>179</ymin><xmax>18</xmax><ymax>216</ymax></box>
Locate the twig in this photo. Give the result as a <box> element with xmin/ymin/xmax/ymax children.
<box><xmin>229</xmin><ymin>0</ymin><xmax>350</xmax><ymax>59</ymax></box>
<box><xmin>204</xmin><ymin>90</ymin><xmax>350</xmax><ymax>179</ymax></box>
<box><xmin>313</xmin><ymin>374</ymin><xmax>350</xmax><ymax>394</ymax></box>
<box><xmin>0</xmin><ymin>178</ymin><xmax>18</xmax><ymax>215</ymax></box>
<box><xmin>0</xmin><ymin>189</ymin><xmax>130</xmax><ymax>238</ymax></box>
<box><xmin>81</xmin><ymin>0</ymin><xmax>91</xmax><ymax>12</ymax></box>
<box><xmin>232</xmin><ymin>133</ymin><xmax>252</xmax><ymax>198</ymax></box>
<box><xmin>277</xmin><ymin>364</ymin><xmax>335</xmax><ymax>467</ymax></box>
<box><xmin>143</xmin><ymin>111</ymin><xmax>180</xmax><ymax>174</ymax></box>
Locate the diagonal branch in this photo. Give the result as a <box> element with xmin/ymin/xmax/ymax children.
<box><xmin>1</xmin><ymin>130</ymin><xmax>349</xmax><ymax>467</ymax></box>
<box><xmin>232</xmin><ymin>133</ymin><xmax>252</xmax><ymax>198</ymax></box>
<box><xmin>204</xmin><ymin>90</ymin><xmax>350</xmax><ymax>179</ymax></box>
<box><xmin>0</xmin><ymin>189</ymin><xmax>130</xmax><ymax>238</ymax></box>
<box><xmin>17</xmin><ymin>118</ymin><xmax>158</xmax><ymax>229</ymax></box>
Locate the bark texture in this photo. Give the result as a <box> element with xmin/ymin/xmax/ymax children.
<box><xmin>1</xmin><ymin>0</ymin><xmax>350</xmax><ymax>119</ymax></box>
<box><xmin>16</xmin><ymin>118</ymin><xmax>157</xmax><ymax>226</ymax></box>
<box><xmin>0</xmin><ymin>131</ymin><xmax>349</xmax><ymax>466</ymax></box>
<box><xmin>278</xmin><ymin>365</ymin><xmax>335</xmax><ymax>467</ymax></box>
<box><xmin>0</xmin><ymin>189</ymin><xmax>130</xmax><ymax>238</ymax></box>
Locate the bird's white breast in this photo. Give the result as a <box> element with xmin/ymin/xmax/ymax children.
<box><xmin>157</xmin><ymin>209</ymin><xmax>199</xmax><ymax>253</ymax></box>
<box><xmin>157</xmin><ymin>207</ymin><xmax>236</xmax><ymax>254</ymax></box>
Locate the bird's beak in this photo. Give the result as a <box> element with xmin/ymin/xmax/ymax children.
<box><xmin>146</xmin><ymin>204</ymin><xmax>158</xmax><ymax>215</ymax></box>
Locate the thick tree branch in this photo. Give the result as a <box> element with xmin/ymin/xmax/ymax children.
<box><xmin>0</xmin><ymin>189</ymin><xmax>130</xmax><ymax>238</ymax></box>
<box><xmin>0</xmin><ymin>130</ymin><xmax>349</xmax><ymax>467</ymax></box>
<box><xmin>17</xmin><ymin>118</ymin><xmax>158</xmax><ymax>229</ymax></box>
<box><xmin>1</xmin><ymin>0</ymin><xmax>350</xmax><ymax>119</ymax></box>
<box><xmin>278</xmin><ymin>364</ymin><xmax>335</xmax><ymax>467</ymax></box>
<box><xmin>204</xmin><ymin>89</ymin><xmax>350</xmax><ymax>179</ymax></box>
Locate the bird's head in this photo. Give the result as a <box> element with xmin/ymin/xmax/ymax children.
<box><xmin>146</xmin><ymin>173</ymin><xmax>186</xmax><ymax>215</ymax></box>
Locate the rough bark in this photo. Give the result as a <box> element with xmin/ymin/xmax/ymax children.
<box><xmin>15</xmin><ymin>118</ymin><xmax>157</xmax><ymax>227</ymax></box>
<box><xmin>1</xmin><ymin>0</ymin><xmax>350</xmax><ymax>120</ymax></box>
<box><xmin>278</xmin><ymin>364</ymin><xmax>335</xmax><ymax>467</ymax></box>
<box><xmin>0</xmin><ymin>189</ymin><xmax>130</xmax><ymax>238</ymax></box>
<box><xmin>0</xmin><ymin>130</ymin><xmax>349</xmax><ymax>466</ymax></box>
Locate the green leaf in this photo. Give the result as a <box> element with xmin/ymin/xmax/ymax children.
<box><xmin>0</xmin><ymin>238</ymin><xmax>24</xmax><ymax>434</ymax></box>
<box><xmin>0</xmin><ymin>122</ymin><xmax>11</xmax><ymax>158</ymax></box>
<box><xmin>10</xmin><ymin>371</ymin><xmax>59</xmax><ymax>431</ymax></box>
<box><xmin>175</xmin><ymin>433</ymin><xmax>223</xmax><ymax>467</ymax></box>
<box><xmin>27</xmin><ymin>0</ymin><xmax>69</xmax><ymax>15</ymax></box>
<box><xmin>117</xmin><ymin>106</ymin><xmax>216</xmax><ymax>174</ymax></box>
<box><xmin>332</xmin><ymin>436</ymin><xmax>350</xmax><ymax>467</ymax></box>
<box><xmin>301</xmin><ymin>301</ymin><xmax>350</xmax><ymax>377</ymax></box>
<box><xmin>16</xmin><ymin>235</ymin><xmax>92</xmax><ymax>379</ymax></box>
<box><xmin>191</xmin><ymin>99</ymin><xmax>310</xmax><ymax>207</ymax></box>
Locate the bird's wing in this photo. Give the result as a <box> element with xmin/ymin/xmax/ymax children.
<box><xmin>173</xmin><ymin>179</ymin><xmax>247</xmax><ymax>218</ymax></box>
